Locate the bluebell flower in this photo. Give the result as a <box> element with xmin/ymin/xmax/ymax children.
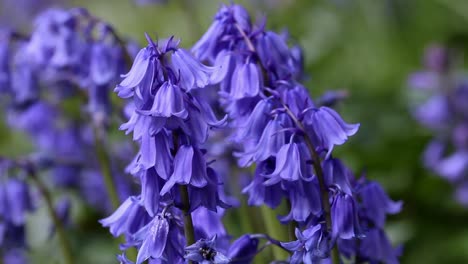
<box><xmin>357</xmin><ymin>181</ymin><xmax>402</xmax><ymax>228</ymax></box>
<box><xmin>323</xmin><ymin>157</ymin><xmax>353</xmax><ymax>195</ymax></box>
<box><xmin>230</xmin><ymin>98</ymin><xmax>273</xmax><ymax>144</ymax></box>
<box><xmin>114</xmin><ymin>47</ymin><xmax>153</xmax><ymax>99</ymax></box>
<box><xmin>140</xmin><ymin>168</ymin><xmax>166</xmax><ymax>217</ymax></box>
<box><xmin>192</xmin><ymin>4</ymin><xmax>251</xmax><ymax>62</ymax></box>
<box><xmin>106</xmin><ymin>33</ymin><xmax>233</xmax><ymax>262</ymax></box>
<box><xmin>257</xmin><ymin>31</ymin><xmax>301</xmax><ymax>80</ymax></box>
<box><xmin>281</xmin><ymin>225</ymin><xmax>331</xmax><ymax>264</ymax></box>
<box><xmin>280</xmin><ymin>179</ymin><xmax>321</xmax><ymax>223</ymax></box>
<box><xmin>229</xmin><ymin>61</ymin><xmax>262</xmax><ymax>99</ymax></box>
<box><xmin>2</xmin><ymin>178</ymin><xmax>34</xmax><ymax>226</ymax></box>
<box><xmin>334</xmin><ymin>177</ymin><xmax>403</xmax><ymax>263</ymax></box>
<box><xmin>100</xmin><ymin>196</ymin><xmax>150</xmax><ymax>237</ymax></box>
<box><xmin>137</xmin><ymin>131</ymin><xmax>172</xmax><ymax>176</ymax></box>
<box><xmin>188</xmin><ymin>167</ymin><xmax>231</xmax><ymax>212</ymax></box>
<box><xmin>143</xmin><ymin>81</ymin><xmax>188</xmax><ymax>118</ymax></box>
<box><xmin>135</xmin><ymin>214</ymin><xmax>170</xmax><ymax>264</ymax></box>
<box><xmin>263</xmin><ymin>141</ymin><xmax>303</xmax><ymax>185</ymax></box>
<box><xmin>227</xmin><ymin>235</ymin><xmax>259</xmax><ymax>264</ymax></box>
<box><xmin>128</xmin><ymin>206</ymin><xmax>186</xmax><ymax>264</ymax></box>
<box><xmin>160</xmin><ymin>145</ymin><xmax>208</xmax><ymax>195</ymax></box>
<box><xmin>358</xmin><ymin>228</ymin><xmax>400</xmax><ymax>264</ymax></box>
<box><xmin>185</xmin><ymin>236</ymin><xmax>231</xmax><ymax>264</ymax></box>
<box><xmin>237</xmin><ymin>115</ymin><xmax>288</xmax><ymax>167</ymax></box>
<box><xmin>305</xmin><ymin>107</ymin><xmax>359</xmax><ymax>158</ymax></box>
<box><xmin>242</xmin><ymin>158</ymin><xmax>284</xmax><ymax>208</ymax></box>
<box><xmin>331</xmin><ymin>192</ymin><xmax>361</xmax><ymax>240</ymax></box>
<box><xmin>171</xmin><ymin>48</ymin><xmax>216</xmax><ymax>91</ymax></box>
<box><xmin>192</xmin><ymin>207</ymin><xmax>228</xmax><ymax>241</ymax></box>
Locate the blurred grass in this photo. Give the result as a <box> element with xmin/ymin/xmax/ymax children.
<box><xmin>3</xmin><ymin>0</ymin><xmax>468</xmax><ymax>263</ymax></box>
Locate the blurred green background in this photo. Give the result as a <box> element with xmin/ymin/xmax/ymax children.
<box><xmin>3</xmin><ymin>0</ymin><xmax>468</xmax><ymax>263</ymax></box>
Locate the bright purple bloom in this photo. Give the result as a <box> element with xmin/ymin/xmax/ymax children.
<box><xmin>160</xmin><ymin>145</ymin><xmax>209</xmax><ymax>194</ymax></box>
<box><xmin>227</xmin><ymin>235</ymin><xmax>259</xmax><ymax>264</ymax></box>
<box><xmin>103</xmin><ymin>34</ymin><xmax>231</xmax><ymax>262</ymax></box>
<box><xmin>263</xmin><ymin>142</ymin><xmax>303</xmax><ymax>185</ymax></box>
<box><xmin>331</xmin><ymin>192</ymin><xmax>361</xmax><ymax>240</ymax></box>
<box><xmin>135</xmin><ymin>214</ymin><xmax>170</xmax><ymax>264</ymax></box>
<box><xmin>99</xmin><ymin>196</ymin><xmax>150</xmax><ymax>237</ymax></box>
<box><xmin>185</xmin><ymin>236</ymin><xmax>231</xmax><ymax>264</ymax></box>
<box><xmin>242</xmin><ymin>159</ymin><xmax>284</xmax><ymax>208</ymax></box>
<box><xmin>358</xmin><ymin>181</ymin><xmax>403</xmax><ymax>228</ymax></box>
<box><xmin>306</xmin><ymin>107</ymin><xmax>359</xmax><ymax>158</ymax></box>
<box><xmin>229</xmin><ymin>62</ymin><xmax>262</xmax><ymax>99</ymax></box>
<box><xmin>359</xmin><ymin>229</ymin><xmax>401</xmax><ymax>264</ymax></box>
<box><xmin>323</xmin><ymin>158</ymin><xmax>353</xmax><ymax>195</ymax></box>
<box><xmin>281</xmin><ymin>225</ymin><xmax>331</xmax><ymax>264</ymax></box>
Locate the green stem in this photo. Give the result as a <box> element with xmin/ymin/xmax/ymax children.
<box><xmin>93</xmin><ymin>125</ymin><xmax>139</xmax><ymax>260</ymax></box>
<box><xmin>93</xmin><ymin>125</ymin><xmax>121</xmax><ymax>210</ymax></box>
<box><xmin>180</xmin><ymin>185</ymin><xmax>196</xmax><ymax>264</ymax></box>
<box><xmin>27</xmin><ymin>167</ymin><xmax>74</xmax><ymax>264</ymax></box>
<box><xmin>286</xmin><ymin>200</ymin><xmax>297</xmax><ymax>241</ymax></box>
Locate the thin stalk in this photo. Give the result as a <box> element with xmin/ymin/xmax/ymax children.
<box><xmin>283</xmin><ymin>104</ymin><xmax>340</xmax><ymax>264</ymax></box>
<box><xmin>286</xmin><ymin>200</ymin><xmax>297</xmax><ymax>241</ymax></box>
<box><xmin>235</xmin><ymin>19</ymin><xmax>340</xmax><ymax>263</ymax></box>
<box><xmin>234</xmin><ymin>23</ymin><xmax>300</xmax><ymax>244</ymax></box>
<box><xmin>180</xmin><ymin>185</ymin><xmax>195</xmax><ymax>264</ymax></box>
<box><xmin>27</xmin><ymin>167</ymin><xmax>74</xmax><ymax>264</ymax></box>
<box><xmin>93</xmin><ymin>124</ymin><xmax>121</xmax><ymax>210</ymax></box>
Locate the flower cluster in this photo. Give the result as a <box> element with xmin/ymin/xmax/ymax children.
<box><xmin>192</xmin><ymin>3</ymin><xmax>402</xmax><ymax>263</ymax></box>
<box><xmin>0</xmin><ymin>159</ymin><xmax>34</xmax><ymax>263</ymax></box>
<box><xmin>0</xmin><ymin>8</ymin><xmax>136</xmax><ymax>214</ymax></box>
<box><xmin>0</xmin><ymin>3</ymin><xmax>403</xmax><ymax>264</ymax></box>
<box><xmin>100</xmin><ymin>34</ymin><xmax>250</xmax><ymax>263</ymax></box>
<box><xmin>408</xmin><ymin>44</ymin><xmax>468</xmax><ymax>205</ymax></box>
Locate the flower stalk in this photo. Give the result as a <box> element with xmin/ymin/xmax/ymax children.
<box><xmin>283</xmin><ymin>103</ymin><xmax>340</xmax><ymax>264</ymax></box>
<box><xmin>26</xmin><ymin>164</ymin><xmax>75</xmax><ymax>264</ymax></box>
<box><xmin>93</xmin><ymin>124</ymin><xmax>121</xmax><ymax>210</ymax></box>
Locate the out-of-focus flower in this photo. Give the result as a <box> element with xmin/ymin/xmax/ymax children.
<box><xmin>408</xmin><ymin>44</ymin><xmax>468</xmax><ymax>205</ymax></box>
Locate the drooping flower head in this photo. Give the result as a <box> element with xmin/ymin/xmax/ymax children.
<box><xmin>102</xmin><ymin>33</ymin><xmax>232</xmax><ymax>263</ymax></box>
<box><xmin>193</xmin><ymin>4</ymin><xmax>400</xmax><ymax>264</ymax></box>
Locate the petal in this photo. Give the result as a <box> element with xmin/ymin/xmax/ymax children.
<box><xmin>136</xmin><ymin>216</ymin><xmax>169</xmax><ymax>264</ymax></box>
<box><xmin>143</xmin><ymin>82</ymin><xmax>188</xmax><ymax>118</ymax></box>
